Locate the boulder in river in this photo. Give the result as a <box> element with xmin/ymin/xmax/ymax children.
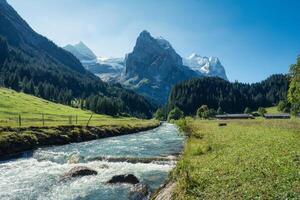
<box><xmin>62</xmin><ymin>166</ymin><xmax>97</xmax><ymax>180</ymax></box>
<box><xmin>107</xmin><ymin>174</ymin><xmax>140</xmax><ymax>184</ymax></box>
<box><xmin>129</xmin><ymin>183</ymin><xmax>150</xmax><ymax>200</ymax></box>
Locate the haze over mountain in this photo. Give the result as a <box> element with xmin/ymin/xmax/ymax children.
<box><xmin>65</xmin><ymin>31</ymin><xmax>228</xmax><ymax>104</ymax></box>
<box><xmin>64</xmin><ymin>41</ymin><xmax>97</xmax><ymax>61</ymax></box>
<box><xmin>0</xmin><ymin>0</ymin><xmax>154</xmax><ymax>118</ymax></box>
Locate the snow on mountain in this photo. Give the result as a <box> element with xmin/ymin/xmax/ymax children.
<box><xmin>63</xmin><ymin>43</ymin><xmax>125</xmax><ymax>82</ymax></box>
<box><xmin>183</xmin><ymin>53</ymin><xmax>228</xmax><ymax>80</ymax></box>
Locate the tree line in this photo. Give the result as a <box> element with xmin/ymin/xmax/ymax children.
<box><xmin>165</xmin><ymin>74</ymin><xmax>289</xmax><ymax>116</ymax></box>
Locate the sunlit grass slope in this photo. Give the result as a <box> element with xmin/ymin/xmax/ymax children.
<box><xmin>266</xmin><ymin>106</ymin><xmax>280</xmax><ymax>114</ymax></box>
<box><xmin>0</xmin><ymin>87</ymin><xmax>155</xmax><ymax>127</ymax></box>
<box><xmin>172</xmin><ymin>118</ymin><xmax>300</xmax><ymax>199</ymax></box>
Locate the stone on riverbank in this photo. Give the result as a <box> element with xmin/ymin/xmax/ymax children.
<box><xmin>129</xmin><ymin>183</ymin><xmax>150</xmax><ymax>200</ymax></box>
<box><xmin>107</xmin><ymin>174</ymin><xmax>140</xmax><ymax>184</ymax></box>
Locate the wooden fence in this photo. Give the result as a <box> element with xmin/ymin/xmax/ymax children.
<box><xmin>0</xmin><ymin>112</ymin><xmax>95</xmax><ymax>127</ymax></box>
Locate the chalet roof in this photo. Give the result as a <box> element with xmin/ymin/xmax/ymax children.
<box><xmin>216</xmin><ymin>114</ymin><xmax>253</xmax><ymax>118</ymax></box>
<box><xmin>263</xmin><ymin>113</ymin><xmax>291</xmax><ymax>117</ymax></box>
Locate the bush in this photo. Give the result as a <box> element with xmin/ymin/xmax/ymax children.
<box><xmin>168</xmin><ymin>107</ymin><xmax>184</xmax><ymax>121</ymax></box>
<box><xmin>197</xmin><ymin>105</ymin><xmax>216</xmax><ymax>119</ymax></box>
<box><xmin>291</xmin><ymin>102</ymin><xmax>300</xmax><ymax>116</ymax></box>
<box><xmin>217</xmin><ymin>107</ymin><xmax>224</xmax><ymax>115</ymax></box>
<box><xmin>154</xmin><ymin>108</ymin><xmax>166</xmax><ymax>121</ymax></box>
<box><xmin>197</xmin><ymin>105</ymin><xmax>209</xmax><ymax>118</ymax></box>
<box><xmin>258</xmin><ymin>107</ymin><xmax>267</xmax><ymax>116</ymax></box>
<box><xmin>244</xmin><ymin>107</ymin><xmax>251</xmax><ymax>114</ymax></box>
<box><xmin>277</xmin><ymin>100</ymin><xmax>291</xmax><ymax>113</ymax></box>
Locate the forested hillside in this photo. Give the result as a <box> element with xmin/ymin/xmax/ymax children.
<box><xmin>168</xmin><ymin>74</ymin><xmax>289</xmax><ymax>114</ymax></box>
<box><xmin>0</xmin><ymin>0</ymin><xmax>153</xmax><ymax>118</ymax></box>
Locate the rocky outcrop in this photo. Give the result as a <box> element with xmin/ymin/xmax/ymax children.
<box><xmin>129</xmin><ymin>183</ymin><xmax>150</xmax><ymax>200</ymax></box>
<box><xmin>62</xmin><ymin>166</ymin><xmax>97</xmax><ymax>180</ymax></box>
<box><xmin>152</xmin><ymin>182</ymin><xmax>175</xmax><ymax>200</ymax></box>
<box><xmin>107</xmin><ymin>174</ymin><xmax>140</xmax><ymax>185</ymax></box>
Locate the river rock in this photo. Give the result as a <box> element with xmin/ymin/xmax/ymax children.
<box><xmin>107</xmin><ymin>174</ymin><xmax>140</xmax><ymax>184</ymax></box>
<box><xmin>129</xmin><ymin>183</ymin><xmax>150</xmax><ymax>200</ymax></box>
<box><xmin>62</xmin><ymin>166</ymin><xmax>97</xmax><ymax>179</ymax></box>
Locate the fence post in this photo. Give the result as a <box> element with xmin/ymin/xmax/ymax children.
<box><xmin>86</xmin><ymin>114</ymin><xmax>93</xmax><ymax>127</ymax></box>
<box><xmin>18</xmin><ymin>114</ymin><xmax>21</xmax><ymax>127</ymax></box>
<box><xmin>42</xmin><ymin>113</ymin><xmax>45</xmax><ymax>126</ymax></box>
<box><xmin>76</xmin><ymin>115</ymin><xmax>78</xmax><ymax>125</ymax></box>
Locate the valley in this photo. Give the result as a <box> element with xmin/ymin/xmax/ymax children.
<box><xmin>0</xmin><ymin>0</ymin><xmax>300</xmax><ymax>199</ymax></box>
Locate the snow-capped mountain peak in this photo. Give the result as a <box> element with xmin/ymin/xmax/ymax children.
<box><xmin>183</xmin><ymin>53</ymin><xmax>228</xmax><ymax>80</ymax></box>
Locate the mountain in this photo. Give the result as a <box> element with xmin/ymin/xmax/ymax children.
<box><xmin>64</xmin><ymin>42</ymin><xmax>97</xmax><ymax>61</ymax></box>
<box><xmin>63</xmin><ymin>44</ymin><xmax>125</xmax><ymax>82</ymax></box>
<box><xmin>168</xmin><ymin>74</ymin><xmax>289</xmax><ymax>115</ymax></box>
<box><xmin>0</xmin><ymin>0</ymin><xmax>154</xmax><ymax>118</ymax></box>
<box><xmin>183</xmin><ymin>53</ymin><xmax>228</xmax><ymax>80</ymax></box>
<box><xmin>117</xmin><ymin>30</ymin><xmax>201</xmax><ymax>104</ymax></box>
<box><xmin>64</xmin><ymin>33</ymin><xmax>229</xmax><ymax>104</ymax></box>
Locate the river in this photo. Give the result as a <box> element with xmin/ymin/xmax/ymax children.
<box><xmin>0</xmin><ymin>123</ymin><xmax>184</xmax><ymax>200</ymax></box>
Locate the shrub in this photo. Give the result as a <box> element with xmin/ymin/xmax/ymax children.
<box><xmin>217</xmin><ymin>107</ymin><xmax>224</xmax><ymax>115</ymax></box>
<box><xmin>244</xmin><ymin>107</ymin><xmax>252</xmax><ymax>114</ymax></box>
<box><xmin>168</xmin><ymin>107</ymin><xmax>184</xmax><ymax>121</ymax></box>
<box><xmin>277</xmin><ymin>100</ymin><xmax>291</xmax><ymax>113</ymax></box>
<box><xmin>291</xmin><ymin>102</ymin><xmax>300</xmax><ymax>116</ymax></box>
<box><xmin>197</xmin><ymin>105</ymin><xmax>216</xmax><ymax>119</ymax></box>
<box><xmin>258</xmin><ymin>107</ymin><xmax>267</xmax><ymax>116</ymax></box>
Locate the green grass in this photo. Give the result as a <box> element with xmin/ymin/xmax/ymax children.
<box><xmin>266</xmin><ymin>106</ymin><xmax>280</xmax><ymax>114</ymax></box>
<box><xmin>172</xmin><ymin>118</ymin><xmax>300</xmax><ymax>199</ymax></box>
<box><xmin>0</xmin><ymin>87</ymin><xmax>156</xmax><ymax>127</ymax></box>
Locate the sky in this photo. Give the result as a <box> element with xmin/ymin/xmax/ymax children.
<box><xmin>8</xmin><ymin>0</ymin><xmax>300</xmax><ymax>83</ymax></box>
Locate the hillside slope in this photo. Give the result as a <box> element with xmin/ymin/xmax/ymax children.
<box><xmin>0</xmin><ymin>0</ymin><xmax>153</xmax><ymax>118</ymax></box>
<box><xmin>0</xmin><ymin>87</ymin><xmax>153</xmax><ymax>127</ymax></box>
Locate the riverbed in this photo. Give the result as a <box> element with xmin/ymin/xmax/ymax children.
<box><xmin>0</xmin><ymin>123</ymin><xmax>184</xmax><ymax>200</ymax></box>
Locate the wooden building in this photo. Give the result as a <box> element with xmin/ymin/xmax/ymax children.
<box><xmin>263</xmin><ymin>113</ymin><xmax>291</xmax><ymax>119</ymax></box>
<box><xmin>216</xmin><ymin>114</ymin><xmax>254</xmax><ymax>120</ymax></box>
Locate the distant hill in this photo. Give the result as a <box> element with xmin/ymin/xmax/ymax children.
<box><xmin>168</xmin><ymin>74</ymin><xmax>289</xmax><ymax>115</ymax></box>
<box><xmin>0</xmin><ymin>0</ymin><xmax>153</xmax><ymax>118</ymax></box>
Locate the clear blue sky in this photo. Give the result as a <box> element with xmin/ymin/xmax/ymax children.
<box><xmin>8</xmin><ymin>0</ymin><xmax>300</xmax><ymax>83</ymax></box>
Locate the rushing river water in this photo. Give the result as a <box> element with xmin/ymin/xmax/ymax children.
<box><xmin>0</xmin><ymin>123</ymin><xmax>184</xmax><ymax>200</ymax></box>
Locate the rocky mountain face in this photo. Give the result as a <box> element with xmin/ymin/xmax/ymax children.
<box><xmin>183</xmin><ymin>53</ymin><xmax>228</xmax><ymax>80</ymax></box>
<box><xmin>64</xmin><ymin>31</ymin><xmax>229</xmax><ymax>104</ymax></box>
<box><xmin>119</xmin><ymin>30</ymin><xmax>200</xmax><ymax>104</ymax></box>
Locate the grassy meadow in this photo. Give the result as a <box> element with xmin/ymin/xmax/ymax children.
<box><xmin>172</xmin><ymin>118</ymin><xmax>300</xmax><ymax>199</ymax></box>
<box><xmin>0</xmin><ymin>87</ymin><xmax>156</xmax><ymax>127</ymax></box>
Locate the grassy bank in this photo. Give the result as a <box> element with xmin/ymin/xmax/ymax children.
<box><xmin>0</xmin><ymin>121</ymin><xmax>160</xmax><ymax>158</ymax></box>
<box><xmin>0</xmin><ymin>88</ymin><xmax>148</xmax><ymax>127</ymax></box>
<box><xmin>172</xmin><ymin>118</ymin><xmax>300</xmax><ymax>199</ymax></box>
<box><xmin>0</xmin><ymin>88</ymin><xmax>160</xmax><ymax>158</ymax></box>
